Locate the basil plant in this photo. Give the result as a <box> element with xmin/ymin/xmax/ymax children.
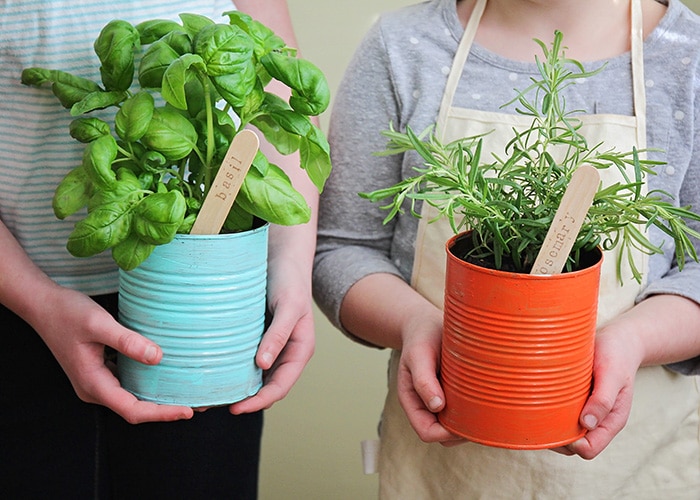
<box><xmin>21</xmin><ymin>11</ymin><xmax>331</xmax><ymax>270</ymax></box>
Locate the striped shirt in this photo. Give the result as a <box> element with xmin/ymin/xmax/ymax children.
<box><xmin>0</xmin><ymin>0</ymin><xmax>235</xmax><ymax>295</ymax></box>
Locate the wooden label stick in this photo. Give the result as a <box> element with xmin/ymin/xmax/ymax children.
<box><xmin>190</xmin><ymin>130</ymin><xmax>259</xmax><ymax>235</ymax></box>
<box><xmin>530</xmin><ymin>165</ymin><xmax>600</xmax><ymax>275</ymax></box>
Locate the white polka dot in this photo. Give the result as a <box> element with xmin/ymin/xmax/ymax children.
<box><xmin>410</xmin><ymin>37</ymin><xmax>419</xmax><ymax>45</ymax></box>
<box><xmin>682</xmin><ymin>57</ymin><xmax>691</xmax><ymax>65</ymax></box>
<box><xmin>441</xmin><ymin>66</ymin><xmax>450</xmax><ymax>75</ymax></box>
<box><xmin>412</xmin><ymin>90</ymin><xmax>421</xmax><ymax>99</ymax></box>
<box><xmin>665</xmin><ymin>166</ymin><xmax>676</xmax><ymax>176</ymax></box>
<box><xmin>472</xmin><ymin>93</ymin><xmax>482</xmax><ymax>100</ymax></box>
<box><xmin>646</xmin><ymin>79</ymin><xmax>655</xmax><ymax>88</ymax></box>
<box><xmin>508</xmin><ymin>73</ymin><xmax>518</xmax><ymax>82</ymax></box>
<box><xmin>674</xmin><ymin>110</ymin><xmax>685</xmax><ymax>121</ymax></box>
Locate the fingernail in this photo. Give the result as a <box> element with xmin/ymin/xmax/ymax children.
<box><xmin>428</xmin><ymin>396</ymin><xmax>443</xmax><ymax>411</ymax></box>
<box><xmin>261</xmin><ymin>352</ymin><xmax>274</xmax><ymax>366</ymax></box>
<box><xmin>144</xmin><ymin>345</ymin><xmax>158</xmax><ymax>363</ymax></box>
<box><xmin>582</xmin><ymin>414</ymin><xmax>598</xmax><ymax>430</ymax></box>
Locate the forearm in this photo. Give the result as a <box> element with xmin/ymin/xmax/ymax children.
<box><xmin>600</xmin><ymin>293</ymin><xmax>700</xmax><ymax>368</ymax></box>
<box><xmin>234</xmin><ymin>0</ymin><xmax>319</xmax><ymax>280</ymax></box>
<box><xmin>0</xmin><ymin>220</ymin><xmax>62</xmax><ymax>325</ymax></box>
<box><xmin>339</xmin><ymin>272</ymin><xmax>442</xmax><ymax>350</ymax></box>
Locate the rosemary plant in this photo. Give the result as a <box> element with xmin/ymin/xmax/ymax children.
<box><xmin>361</xmin><ymin>31</ymin><xmax>700</xmax><ymax>281</ymax></box>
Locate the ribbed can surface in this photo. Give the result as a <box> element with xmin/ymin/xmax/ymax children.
<box><xmin>118</xmin><ymin>225</ymin><xmax>268</xmax><ymax>407</ymax></box>
<box><xmin>439</xmin><ymin>233</ymin><xmax>602</xmax><ymax>449</ymax></box>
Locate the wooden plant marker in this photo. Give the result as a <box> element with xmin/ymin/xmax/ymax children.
<box><xmin>531</xmin><ymin>165</ymin><xmax>600</xmax><ymax>275</ymax></box>
<box><xmin>190</xmin><ymin>129</ymin><xmax>260</xmax><ymax>235</ymax></box>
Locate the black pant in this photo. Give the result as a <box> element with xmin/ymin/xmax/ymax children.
<box><xmin>0</xmin><ymin>295</ymin><xmax>262</xmax><ymax>499</ymax></box>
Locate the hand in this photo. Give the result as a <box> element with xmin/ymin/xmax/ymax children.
<box><xmin>552</xmin><ymin>327</ymin><xmax>640</xmax><ymax>459</ymax></box>
<box><xmin>396</xmin><ymin>312</ymin><xmax>466</xmax><ymax>446</ymax></box>
<box><xmin>32</xmin><ymin>285</ymin><xmax>194</xmax><ymax>424</ymax></box>
<box><xmin>229</xmin><ymin>266</ymin><xmax>315</xmax><ymax>414</ymax></box>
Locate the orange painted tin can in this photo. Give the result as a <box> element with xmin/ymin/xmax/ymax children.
<box><xmin>439</xmin><ymin>233</ymin><xmax>602</xmax><ymax>449</ymax></box>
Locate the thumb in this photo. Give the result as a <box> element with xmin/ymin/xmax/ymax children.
<box><xmin>111</xmin><ymin>325</ymin><xmax>163</xmax><ymax>365</ymax></box>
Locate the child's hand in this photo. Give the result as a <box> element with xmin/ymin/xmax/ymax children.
<box><xmin>33</xmin><ymin>286</ymin><xmax>195</xmax><ymax>423</ymax></box>
<box><xmin>553</xmin><ymin>326</ymin><xmax>640</xmax><ymax>459</ymax></box>
<box><xmin>396</xmin><ymin>312</ymin><xmax>466</xmax><ymax>445</ymax></box>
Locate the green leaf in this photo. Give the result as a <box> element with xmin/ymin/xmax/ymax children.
<box><xmin>138</xmin><ymin>32</ymin><xmax>192</xmax><ymax>88</ymax></box>
<box><xmin>223</xmin><ymin>202</ymin><xmax>255</xmax><ymax>232</ymax></box>
<box><xmin>94</xmin><ymin>20</ymin><xmax>140</xmax><ymax>91</ymax></box>
<box><xmin>211</xmin><ymin>72</ymin><xmax>261</xmax><ymax>109</ymax></box>
<box><xmin>193</xmin><ymin>24</ymin><xmax>255</xmax><ymax>76</ymax></box>
<box><xmin>21</xmin><ymin>68</ymin><xmax>102</xmax><ymax>108</ymax></box>
<box><xmin>237</xmin><ymin>163</ymin><xmax>310</xmax><ymax>225</ymax></box>
<box><xmin>179</xmin><ymin>13</ymin><xmax>215</xmax><ymax>37</ymax></box>
<box><xmin>115</xmin><ymin>91</ymin><xmax>155</xmax><ymax>141</ymax></box>
<box><xmin>141</xmin><ymin>107</ymin><xmax>197</xmax><ymax>161</ymax></box>
<box><xmin>223</xmin><ymin>10</ymin><xmax>286</xmax><ymax>58</ymax></box>
<box><xmin>112</xmin><ymin>233</ymin><xmax>155</xmax><ymax>270</ymax></box>
<box><xmin>260</xmin><ymin>51</ymin><xmax>330</xmax><ymax>116</ymax></box>
<box><xmin>136</xmin><ymin>19</ymin><xmax>184</xmax><ymax>45</ymax></box>
<box><xmin>66</xmin><ymin>201</ymin><xmax>133</xmax><ymax>257</ymax></box>
<box><xmin>251</xmin><ymin>115</ymin><xmax>300</xmax><ymax>155</ymax></box>
<box><xmin>87</xmin><ymin>172</ymin><xmax>142</xmax><ymax>212</ymax></box>
<box><xmin>133</xmin><ymin>191</ymin><xmax>186</xmax><ymax>244</ymax></box>
<box><xmin>300</xmin><ymin>125</ymin><xmax>332</xmax><ymax>192</ymax></box>
<box><xmin>53</xmin><ymin>166</ymin><xmax>93</xmax><ymax>219</ymax></box>
<box><xmin>82</xmin><ymin>135</ymin><xmax>118</xmax><ymax>189</ymax></box>
<box><xmin>161</xmin><ymin>54</ymin><xmax>206</xmax><ymax>110</ymax></box>
<box><xmin>70</xmin><ymin>90</ymin><xmax>128</xmax><ymax>116</ymax></box>
<box><xmin>69</xmin><ymin>118</ymin><xmax>111</xmax><ymax>143</ymax></box>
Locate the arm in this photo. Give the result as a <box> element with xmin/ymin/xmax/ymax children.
<box><xmin>229</xmin><ymin>0</ymin><xmax>318</xmax><ymax>413</ymax></box>
<box><xmin>0</xmin><ymin>221</ymin><xmax>193</xmax><ymax>423</ymax></box>
<box><xmin>564</xmin><ymin>294</ymin><xmax>700</xmax><ymax>459</ymax></box>
<box><xmin>341</xmin><ymin>273</ymin><xmax>462</xmax><ymax>443</ymax></box>
<box><xmin>565</xmin><ymin>50</ymin><xmax>700</xmax><ymax>459</ymax></box>
<box><xmin>312</xmin><ymin>20</ymin><xmax>462</xmax><ymax>443</ymax></box>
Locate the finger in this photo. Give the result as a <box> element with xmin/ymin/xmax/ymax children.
<box><xmin>397</xmin><ymin>360</ymin><xmax>458</xmax><ymax>443</ymax></box>
<box><xmin>109</xmin><ymin>325</ymin><xmax>163</xmax><ymax>366</ymax></box>
<box><xmin>549</xmin><ymin>445</ymin><xmax>576</xmax><ymax>456</ymax></box>
<box><xmin>230</xmin><ymin>330</ymin><xmax>314</xmax><ymax>414</ymax></box>
<box><xmin>401</xmin><ymin>344</ymin><xmax>445</xmax><ymax>413</ymax></box>
<box><xmin>566</xmin><ymin>403</ymin><xmax>631</xmax><ymax>460</ymax></box>
<box><xmin>82</xmin><ymin>364</ymin><xmax>193</xmax><ymax>424</ymax></box>
<box><xmin>256</xmin><ymin>304</ymin><xmax>313</xmax><ymax>371</ymax></box>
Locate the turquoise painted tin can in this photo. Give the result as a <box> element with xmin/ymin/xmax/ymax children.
<box><xmin>117</xmin><ymin>224</ymin><xmax>268</xmax><ymax>407</ymax></box>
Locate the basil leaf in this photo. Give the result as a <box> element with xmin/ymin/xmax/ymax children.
<box><xmin>69</xmin><ymin>118</ymin><xmax>111</xmax><ymax>143</ymax></box>
<box><xmin>237</xmin><ymin>163</ymin><xmax>310</xmax><ymax>225</ymax></box>
<box><xmin>161</xmin><ymin>54</ymin><xmax>206</xmax><ymax>110</ymax></box>
<box><xmin>136</xmin><ymin>19</ymin><xmax>184</xmax><ymax>45</ymax></box>
<box><xmin>133</xmin><ymin>190</ymin><xmax>186</xmax><ymax>244</ymax></box>
<box><xmin>82</xmin><ymin>135</ymin><xmax>118</xmax><ymax>189</ymax></box>
<box><xmin>260</xmin><ymin>51</ymin><xmax>330</xmax><ymax>116</ymax></box>
<box><xmin>21</xmin><ymin>68</ymin><xmax>102</xmax><ymax>108</ymax></box>
<box><xmin>70</xmin><ymin>90</ymin><xmax>128</xmax><ymax>116</ymax></box>
<box><xmin>141</xmin><ymin>107</ymin><xmax>197</xmax><ymax>161</ymax></box>
<box><xmin>53</xmin><ymin>166</ymin><xmax>93</xmax><ymax>219</ymax></box>
<box><xmin>138</xmin><ymin>32</ymin><xmax>192</xmax><ymax>88</ymax></box>
<box><xmin>115</xmin><ymin>91</ymin><xmax>155</xmax><ymax>141</ymax></box>
<box><xmin>66</xmin><ymin>201</ymin><xmax>133</xmax><ymax>257</ymax></box>
<box><xmin>112</xmin><ymin>233</ymin><xmax>155</xmax><ymax>271</ymax></box>
<box><xmin>94</xmin><ymin>20</ymin><xmax>140</xmax><ymax>91</ymax></box>
<box><xmin>300</xmin><ymin>125</ymin><xmax>332</xmax><ymax>192</ymax></box>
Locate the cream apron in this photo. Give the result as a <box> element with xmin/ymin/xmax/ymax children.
<box><xmin>377</xmin><ymin>0</ymin><xmax>700</xmax><ymax>498</ymax></box>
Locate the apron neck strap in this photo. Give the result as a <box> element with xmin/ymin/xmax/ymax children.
<box><xmin>437</xmin><ymin>0</ymin><xmax>647</xmax><ymax>148</ymax></box>
<box><xmin>436</xmin><ymin>0</ymin><xmax>485</xmax><ymax>138</ymax></box>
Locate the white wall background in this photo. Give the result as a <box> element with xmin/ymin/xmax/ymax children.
<box><xmin>259</xmin><ymin>1</ymin><xmax>700</xmax><ymax>499</ymax></box>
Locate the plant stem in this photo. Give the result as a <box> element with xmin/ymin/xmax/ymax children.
<box><xmin>202</xmin><ymin>75</ymin><xmax>215</xmax><ymax>193</ymax></box>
